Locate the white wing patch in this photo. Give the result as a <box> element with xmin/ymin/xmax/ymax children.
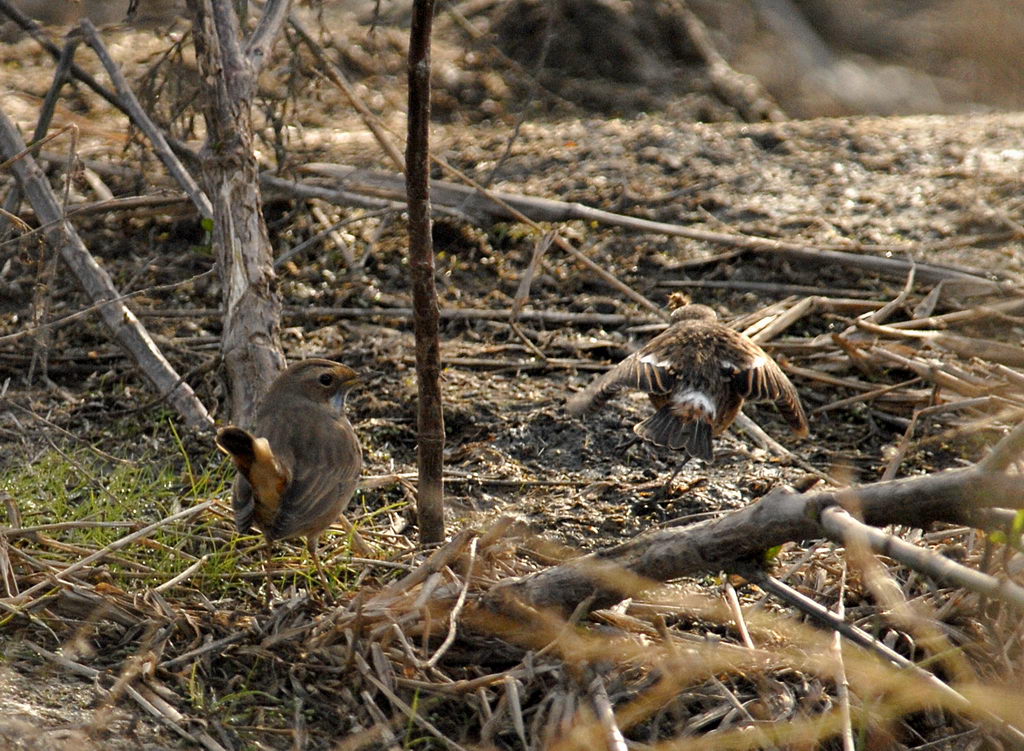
<box><xmin>673</xmin><ymin>389</ymin><xmax>715</xmax><ymax>417</ymax></box>
<box><xmin>639</xmin><ymin>353</ymin><xmax>673</xmax><ymax>368</ymax></box>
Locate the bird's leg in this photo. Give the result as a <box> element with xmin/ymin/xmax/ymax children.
<box><xmin>655</xmin><ymin>455</ymin><xmax>694</xmax><ymax>502</ymax></box>
<box><xmin>307</xmin><ymin>536</ymin><xmax>332</xmax><ymax>595</ymax></box>
<box><xmin>262</xmin><ymin>540</ymin><xmax>280</xmax><ymax>602</ymax></box>
<box><xmin>633</xmin><ymin>456</ymin><xmax>695</xmax><ymax>518</ymax></box>
<box><xmin>613</xmin><ymin>434</ymin><xmax>639</xmax><ymax>453</ymax></box>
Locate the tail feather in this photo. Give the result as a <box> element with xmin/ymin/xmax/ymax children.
<box><xmin>634</xmin><ymin>407</ymin><xmax>713</xmax><ymax>461</ymax></box>
<box><xmin>216</xmin><ymin>426</ymin><xmax>288</xmax><ymax>526</ymax></box>
<box><xmin>232</xmin><ymin>479</ymin><xmax>256</xmax><ymax>533</ymax></box>
<box><xmin>216</xmin><ymin>426</ymin><xmax>256</xmax><ymax>467</ymax></box>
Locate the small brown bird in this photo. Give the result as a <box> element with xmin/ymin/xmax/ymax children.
<box><xmin>215</xmin><ymin>359</ymin><xmax>363</xmax><ymax>585</ymax></box>
<box><xmin>567</xmin><ymin>304</ymin><xmax>808</xmax><ymax>461</ymax></box>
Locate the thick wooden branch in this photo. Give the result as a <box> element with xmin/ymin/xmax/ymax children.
<box><xmin>0</xmin><ymin>110</ymin><xmax>213</xmax><ymax>430</ymax></box>
<box><xmin>488</xmin><ymin>438</ymin><xmax>1024</xmax><ymax>614</ymax></box>
<box><xmin>207</xmin><ymin>0</ymin><xmax>247</xmax><ymax>72</ymax></box>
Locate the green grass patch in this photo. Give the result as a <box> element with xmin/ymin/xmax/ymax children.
<box><xmin>0</xmin><ymin>436</ymin><xmax>259</xmax><ymax>598</ymax></box>
<box><xmin>1</xmin><ymin>421</ymin><xmax>408</xmax><ymax>607</ymax></box>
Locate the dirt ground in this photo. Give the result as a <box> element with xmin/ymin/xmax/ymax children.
<box><xmin>2</xmin><ymin>2</ymin><xmax>1024</xmax><ymax>748</ymax></box>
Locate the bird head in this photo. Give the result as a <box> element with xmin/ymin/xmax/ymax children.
<box><xmin>669</xmin><ymin>304</ymin><xmax>717</xmax><ymax>323</ymax></box>
<box><xmin>268</xmin><ymin>359</ymin><xmax>360</xmax><ymax>413</ymax></box>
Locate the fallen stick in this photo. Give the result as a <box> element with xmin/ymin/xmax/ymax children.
<box><xmin>813</xmin><ymin>377</ymin><xmax>923</xmax><ymax>414</ymax></box>
<box><xmin>65</xmin><ymin>194</ymin><xmax>192</xmax><ymax>217</ymax></box>
<box><xmin>753</xmin><ymin>573</ymin><xmax>1024</xmax><ymax>746</ymax></box>
<box><xmin>992</xmin><ymin>363</ymin><xmax>1024</xmax><ymax>392</ymax></box>
<box><xmin>261</xmin><ymin>172</ymin><xmax>418</xmax><ymax>214</ymax></box>
<box><xmin>301</xmin><ymin>164</ymin><xmax>1016</xmax><ymax>287</ymax></box>
<box><xmin>0</xmin><ymin>110</ymin><xmax>213</xmax><ymax>430</ymax></box>
<box><xmin>405</xmin><ymin>356</ymin><xmax>609</xmax><ymax>372</ymax></box>
<box><xmin>659</xmin><ymin>278</ymin><xmax>872</xmax><ymax>298</ymax></box>
<box><xmin>886</xmin><ymin>297</ymin><xmax>1024</xmax><ymax>330</ymax></box>
<box><xmin>783</xmin><ymin>362</ymin><xmax>929</xmax><ymax>400</ymax></box>
<box><xmin>821</xmin><ymin>507</ymin><xmax>1024</xmax><ymax>611</ymax></box>
<box><xmin>485</xmin><ymin>423</ymin><xmax>1024</xmax><ymax>615</ymax></box>
<box><xmin>856</xmin><ymin>318</ymin><xmax>1024</xmax><ymax>368</ymax></box>
<box><xmin>868</xmin><ymin>347</ymin><xmax>988</xmax><ymax>398</ymax></box>
<box><xmin>353</xmin><ymin>652</ymin><xmax>470</xmax><ymax>751</ymax></box>
<box><xmin>134</xmin><ymin>304</ymin><xmax>662</xmax><ymax>327</ymax></box>
<box><xmin>745</xmin><ymin>295</ymin><xmax>817</xmax><ymax>343</ymax></box>
<box><xmin>24</xmin><ymin>640</ymin><xmax>226</xmax><ymax>750</ymax></box>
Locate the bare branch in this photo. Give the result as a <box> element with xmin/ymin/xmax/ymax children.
<box><xmin>246</xmin><ymin>0</ymin><xmax>291</xmax><ymax>72</ymax></box>
<box><xmin>0</xmin><ymin>110</ymin><xmax>213</xmax><ymax>430</ymax></box>
<box><xmin>79</xmin><ymin>20</ymin><xmax>212</xmax><ymax>219</ymax></box>
<box><xmin>406</xmin><ymin>0</ymin><xmax>445</xmax><ymax>545</ymax></box>
<box><xmin>980</xmin><ymin>420</ymin><xmax>1024</xmax><ymax>473</ymax></box>
<box><xmin>488</xmin><ymin>454</ymin><xmax>1024</xmax><ymax>614</ymax></box>
<box><xmin>302</xmin><ymin>163</ymin><xmax>1016</xmax><ymax>288</ymax></box>
<box><xmin>753</xmin><ymin>573</ymin><xmax>1024</xmax><ymax>745</ymax></box>
<box><xmin>821</xmin><ymin>507</ymin><xmax>1024</xmax><ymax>611</ymax></box>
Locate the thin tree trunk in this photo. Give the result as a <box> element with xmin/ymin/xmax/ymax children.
<box><xmin>186</xmin><ymin>0</ymin><xmax>288</xmax><ymax>425</ymax></box>
<box><xmin>406</xmin><ymin>0</ymin><xmax>445</xmax><ymax>545</ymax></box>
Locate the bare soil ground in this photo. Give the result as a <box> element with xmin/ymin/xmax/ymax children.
<box><xmin>1</xmin><ymin>4</ymin><xmax>1024</xmax><ymax>748</ymax></box>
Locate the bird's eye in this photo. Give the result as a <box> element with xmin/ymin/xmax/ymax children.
<box><xmin>318</xmin><ymin>373</ymin><xmax>334</xmax><ymax>386</ymax></box>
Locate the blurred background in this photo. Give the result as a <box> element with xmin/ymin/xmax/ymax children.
<box><xmin>5</xmin><ymin>0</ymin><xmax>1023</xmax><ymax>120</ymax></box>
<box><xmin>476</xmin><ymin>0</ymin><xmax>1024</xmax><ymax>118</ymax></box>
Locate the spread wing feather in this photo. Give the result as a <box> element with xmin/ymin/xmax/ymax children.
<box><xmin>567</xmin><ymin>352</ymin><xmax>675</xmax><ymax>415</ymax></box>
<box><xmin>730</xmin><ymin>353</ymin><xmax>808</xmax><ymax>436</ymax></box>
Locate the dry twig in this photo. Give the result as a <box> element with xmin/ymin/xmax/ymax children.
<box><xmin>0</xmin><ymin>112</ymin><xmax>213</xmax><ymax>429</ymax></box>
